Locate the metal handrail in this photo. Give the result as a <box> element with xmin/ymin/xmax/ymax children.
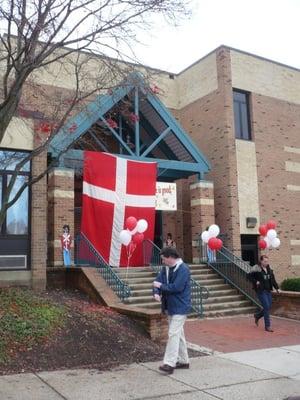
<box><xmin>75</xmin><ymin>233</ymin><xmax>131</xmax><ymax>301</ymax></box>
<box><xmin>142</xmin><ymin>239</ymin><xmax>209</xmax><ymax>317</ymax></box>
<box><xmin>198</xmin><ymin>238</ymin><xmax>260</xmax><ymax>307</ymax></box>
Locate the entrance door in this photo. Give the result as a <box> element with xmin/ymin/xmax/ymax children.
<box><xmin>241</xmin><ymin>235</ymin><xmax>258</xmax><ymax>266</ymax></box>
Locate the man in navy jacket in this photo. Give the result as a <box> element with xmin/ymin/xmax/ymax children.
<box><xmin>153</xmin><ymin>247</ymin><xmax>191</xmax><ymax>374</ymax></box>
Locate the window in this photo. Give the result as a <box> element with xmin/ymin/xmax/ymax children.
<box><xmin>0</xmin><ymin>150</ymin><xmax>30</xmax><ymax>235</ymax></box>
<box><xmin>233</xmin><ymin>90</ymin><xmax>252</xmax><ymax>140</ymax></box>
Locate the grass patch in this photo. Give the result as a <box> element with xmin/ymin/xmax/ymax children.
<box><xmin>0</xmin><ymin>288</ymin><xmax>66</xmax><ymax>364</ymax></box>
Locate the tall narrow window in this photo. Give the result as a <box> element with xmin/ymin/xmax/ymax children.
<box><xmin>0</xmin><ymin>150</ymin><xmax>30</xmax><ymax>235</ymax></box>
<box><xmin>0</xmin><ymin>150</ymin><xmax>31</xmax><ymax>270</ymax></box>
<box><xmin>233</xmin><ymin>90</ymin><xmax>252</xmax><ymax>140</ymax></box>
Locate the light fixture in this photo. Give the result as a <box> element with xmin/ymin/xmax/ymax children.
<box><xmin>246</xmin><ymin>217</ymin><xmax>257</xmax><ymax>228</ymax></box>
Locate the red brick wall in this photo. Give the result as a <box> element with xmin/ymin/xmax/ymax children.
<box><xmin>177</xmin><ymin>48</ymin><xmax>241</xmax><ymax>253</ymax></box>
<box><xmin>252</xmin><ymin>93</ymin><xmax>300</xmax><ymax>281</ymax></box>
<box><xmin>31</xmin><ymin>151</ymin><xmax>47</xmax><ymax>290</ymax></box>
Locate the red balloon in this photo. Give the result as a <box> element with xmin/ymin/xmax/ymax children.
<box><xmin>125</xmin><ymin>216</ymin><xmax>137</xmax><ymax>231</ymax></box>
<box><xmin>267</xmin><ymin>220</ymin><xmax>276</xmax><ymax>230</ymax></box>
<box><xmin>132</xmin><ymin>232</ymin><xmax>144</xmax><ymax>244</ymax></box>
<box><xmin>258</xmin><ymin>239</ymin><xmax>267</xmax><ymax>250</ymax></box>
<box><xmin>215</xmin><ymin>238</ymin><xmax>223</xmax><ymax>250</ymax></box>
<box><xmin>208</xmin><ymin>237</ymin><xmax>219</xmax><ymax>250</ymax></box>
<box><xmin>259</xmin><ymin>224</ymin><xmax>268</xmax><ymax>236</ymax></box>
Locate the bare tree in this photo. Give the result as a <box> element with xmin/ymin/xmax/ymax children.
<box><xmin>0</xmin><ymin>0</ymin><xmax>190</xmax><ymax>226</ymax></box>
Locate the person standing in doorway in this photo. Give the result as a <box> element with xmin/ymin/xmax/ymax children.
<box><xmin>249</xmin><ymin>255</ymin><xmax>279</xmax><ymax>332</ymax></box>
<box><xmin>164</xmin><ymin>232</ymin><xmax>176</xmax><ymax>248</ymax></box>
<box><xmin>61</xmin><ymin>225</ymin><xmax>72</xmax><ymax>267</ymax></box>
<box><xmin>153</xmin><ymin>247</ymin><xmax>191</xmax><ymax>375</ymax></box>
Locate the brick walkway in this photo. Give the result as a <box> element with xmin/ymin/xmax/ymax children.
<box><xmin>185</xmin><ymin>315</ymin><xmax>300</xmax><ymax>353</ymax></box>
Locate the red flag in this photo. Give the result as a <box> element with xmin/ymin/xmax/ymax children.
<box><xmin>81</xmin><ymin>151</ymin><xmax>157</xmax><ymax>267</ymax></box>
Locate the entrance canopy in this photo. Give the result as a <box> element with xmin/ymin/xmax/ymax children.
<box><xmin>49</xmin><ymin>73</ymin><xmax>210</xmax><ymax>181</ymax></box>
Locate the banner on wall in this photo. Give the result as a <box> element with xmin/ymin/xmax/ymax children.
<box><xmin>81</xmin><ymin>151</ymin><xmax>157</xmax><ymax>267</ymax></box>
<box><xmin>155</xmin><ymin>182</ymin><xmax>177</xmax><ymax>211</ymax></box>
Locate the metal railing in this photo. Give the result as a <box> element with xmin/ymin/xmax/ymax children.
<box><xmin>198</xmin><ymin>238</ymin><xmax>260</xmax><ymax>307</ymax></box>
<box><xmin>142</xmin><ymin>239</ymin><xmax>209</xmax><ymax>317</ymax></box>
<box><xmin>75</xmin><ymin>233</ymin><xmax>131</xmax><ymax>301</ymax></box>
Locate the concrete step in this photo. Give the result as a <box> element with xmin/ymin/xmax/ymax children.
<box><xmin>200</xmin><ymin>283</ymin><xmax>232</xmax><ymax>291</ymax></box>
<box><xmin>124</xmin><ymin>295</ymin><xmax>155</xmax><ymax>304</ymax></box>
<box><xmin>125</xmin><ymin>294</ymin><xmax>245</xmax><ymax>307</ymax></box>
<box><xmin>116</xmin><ymin>271</ymin><xmax>156</xmax><ymax>279</ymax></box>
<box><xmin>193</xmin><ymin>278</ymin><xmax>226</xmax><ymax>286</ymax></box>
<box><xmin>130</xmin><ymin>289</ymin><xmax>153</xmax><ymax>297</ymax></box>
<box><xmin>203</xmin><ymin>299</ymin><xmax>253</xmax><ymax>311</ymax></box>
<box><xmin>203</xmin><ymin>306</ymin><xmax>257</xmax><ymax>318</ymax></box>
<box><xmin>207</xmin><ymin>289</ymin><xmax>238</xmax><ymax>297</ymax></box>
<box><xmin>190</xmin><ymin>273</ymin><xmax>220</xmax><ymax>280</ymax></box>
<box><xmin>190</xmin><ymin>269</ymin><xmax>215</xmax><ymax>275</ymax></box>
<box><xmin>112</xmin><ymin>263</ymin><xmax>256</xmax><ymax>318</ymax></box>
<box><xmin>203</xmin><ymin>294</ymin><xmax>245</xmax><ymax>304</ymax></box>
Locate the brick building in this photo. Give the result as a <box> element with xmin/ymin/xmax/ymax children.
<box><xmin>0</xmin><ymin>45</ymin><xmax>299</xmax><ymax>288</ymax></box>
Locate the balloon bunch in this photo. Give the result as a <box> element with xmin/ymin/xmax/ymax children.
<box><xmin>258</xmin><ymin>220</ymin><xmax>280</xmax><ymax>250</ymax></box>
<box><xmin>201</xmin><ymin>224</ymin><xmax>223</xmax><ymax>251</ymax></box>
<box><xmin>119</xmin><ymin>216</ymin><xmax>148</xmax><ymax>267</ymax></box>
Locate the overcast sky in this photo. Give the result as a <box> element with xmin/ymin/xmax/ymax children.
<box><xmin>134</xmin><ymin>0</ymin><xmax>300</xmax><ymax>73</ymax></box>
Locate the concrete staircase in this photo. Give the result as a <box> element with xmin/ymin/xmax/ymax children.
<box><xmin>114</xmin><ymin>264</ymin><xmax>256</xmax><ymax>318</ymax></box>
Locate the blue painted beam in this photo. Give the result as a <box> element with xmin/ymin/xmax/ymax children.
<box><xmin>89</xmin><ymin>131</ymin><xmax>109</xmax><ymax>152</ymax></box>
<box><xmin>141</xmin><ymin>127</ymin><xmax>171</xmax><ymax>157</ymax></box>
<box><xmin>57</xmin><ymin>149</ymin><xmax>204</xmax><ymax>176</ymax></box>
<box><xmin>144</xmin><ymin>91</ymin><xmax>210</xmax><ymax>171</ymax></box>
<box><xmin>134</xmin><ymin>88</ymin><xmax>140</xmax><ymax>156</ymax></box>
<box><xmin>49</xmin><ymin>85</ymin><xmax>134</xmax><ymax>157</ymax></box>
<box><xmin>139</xmin><ymin>113</ymin><xmax>176</xmax><ymax>160</ymax></box>
<box><xmin>99</xmin><ymin>117</ymin><xmax>135</xmax><ymax>156</ymax></box>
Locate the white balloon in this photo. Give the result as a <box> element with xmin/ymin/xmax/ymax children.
<box><xmin>136</xmin><ymin>219</ymin><xmax>148</xmax><ymax>233</ymax></box>
<box><xmin>208</xmin><ymin>224</ymin><xmax>220</xmax><ymax>238</ymax></box>
<box><xmin>263</xmin><ymin>236</ymin><xmax>271</xmax><ymax>249</ymax></box>
<box><xmin>119</xmin><ymin>230</ymin><xmax>131</xmax><ymax>245</ymax></box>
<box><xmin>201</xmin><ymin>231</ymin><xmax>210</xmax><ymax>243</ymax></box>
<box><xmin>271</xmin><ymin>237</ymin><xmax>281</xmax><ymax>248</ymax></box>
<box><xmin>267</xmin><ymin>229</ymin><xmax>277</xmax><ymax>240</ymax></box>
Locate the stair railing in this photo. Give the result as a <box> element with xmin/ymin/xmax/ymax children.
<box><xmin>198</xmin><ymin>237</ymin><xmax>260</xmax><ymax>307</ymax></box>
<box><xmin>75</xmin><ymin>233</ymin><xmax>131</xmax><ymax>301</ymax></box>
<box><xmin>142</xmin><ymin>239</ymin><xmax>209</xmax><ymax>318</ymax></box>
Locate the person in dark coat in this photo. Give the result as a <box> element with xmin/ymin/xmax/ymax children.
<box><xmin>153</xmin><ymin>247</ymin><xmax>191</xmax><ymax>375</ymax></box>
<box><xmin>248</xmin><ymin>255</ymin><xmax>279</xmax><ymax>332</ymax></box>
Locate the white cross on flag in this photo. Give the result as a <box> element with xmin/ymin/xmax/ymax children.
<box><xmin>81</xmin><ymin>151</ymin><xmax>157</xmax><ymax>267</ymax></box>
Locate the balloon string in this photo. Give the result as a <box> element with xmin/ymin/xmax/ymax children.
<box><xmin>125</xmin><ymin>243</ymin><xmax>136</xmax><ymax>281</ymax></box>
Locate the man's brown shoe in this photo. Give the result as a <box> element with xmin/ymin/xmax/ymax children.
<box><xmin>175</xmin><ymin>362</ymin><xmax>190</xmax><ymax>369</ymax></box>
<box><xmin>159</xmin><ymin>364</ymin><xmax>174</xmax><ymax>374</ymax></box>
<box><xmin>265</xmin><ymin>327</ymin><xmax>274</xmax><ymax>332</ymax></box>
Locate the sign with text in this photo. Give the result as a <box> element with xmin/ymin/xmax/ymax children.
<box><xmin>155</xmin><ymin>182</ymin><xmax>177</xmax><ymax>211</ymax></box>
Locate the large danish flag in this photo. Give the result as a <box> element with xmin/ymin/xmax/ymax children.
<box><xmin>81</xmin><ymin>151</ymin><xmax>157</xmax><ymax>267</ymax></box>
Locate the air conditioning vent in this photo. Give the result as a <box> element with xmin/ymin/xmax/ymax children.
<box><xmin>0</xmin><ymin>255</ymin><xmax>27</xmax><ymax>270</ymax></box>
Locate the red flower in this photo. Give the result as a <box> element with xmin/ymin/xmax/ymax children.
<box><xmin>151</xmin><ymin>85</ymin><xmax>160</xmax><ymax>94</ymax></box>
<box><xmin>39</xmin><ymin>122</ymin><xmax>51</xmax><ymax>133</ymax></box>
<box><xmin>129</xmin><ymin>113</ymin><xmax>139</xmax><ymax>123</ymax></box>
<box><xmin>107</xmin><ymin>118</ymin><xmax>118</xmax><ymax>129</ymax></box>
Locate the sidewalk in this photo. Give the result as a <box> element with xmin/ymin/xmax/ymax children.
<box><xmin>1</xmin><ymin>316</ymin><xmax>300</xmax><ymax>400</ymax></box>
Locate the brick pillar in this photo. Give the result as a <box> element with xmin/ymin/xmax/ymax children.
<box><xmin>48</xmin><ymin>168</ymin><xmax>74</xmax><ymax>267</ymax></box>
<box><xmin>215</xmin><ymin>47</ymin><xmax>241</xmax><ymax>253</ymax></box>
<box><xmin>31</xmin><ymin>152</ymin><xmax>47</xmax><ymax>290</ymax></box>
<box><xmin>190</xmin><ymin>180</ymin><xmax>215</xmax><ymax>263</ymax></box>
